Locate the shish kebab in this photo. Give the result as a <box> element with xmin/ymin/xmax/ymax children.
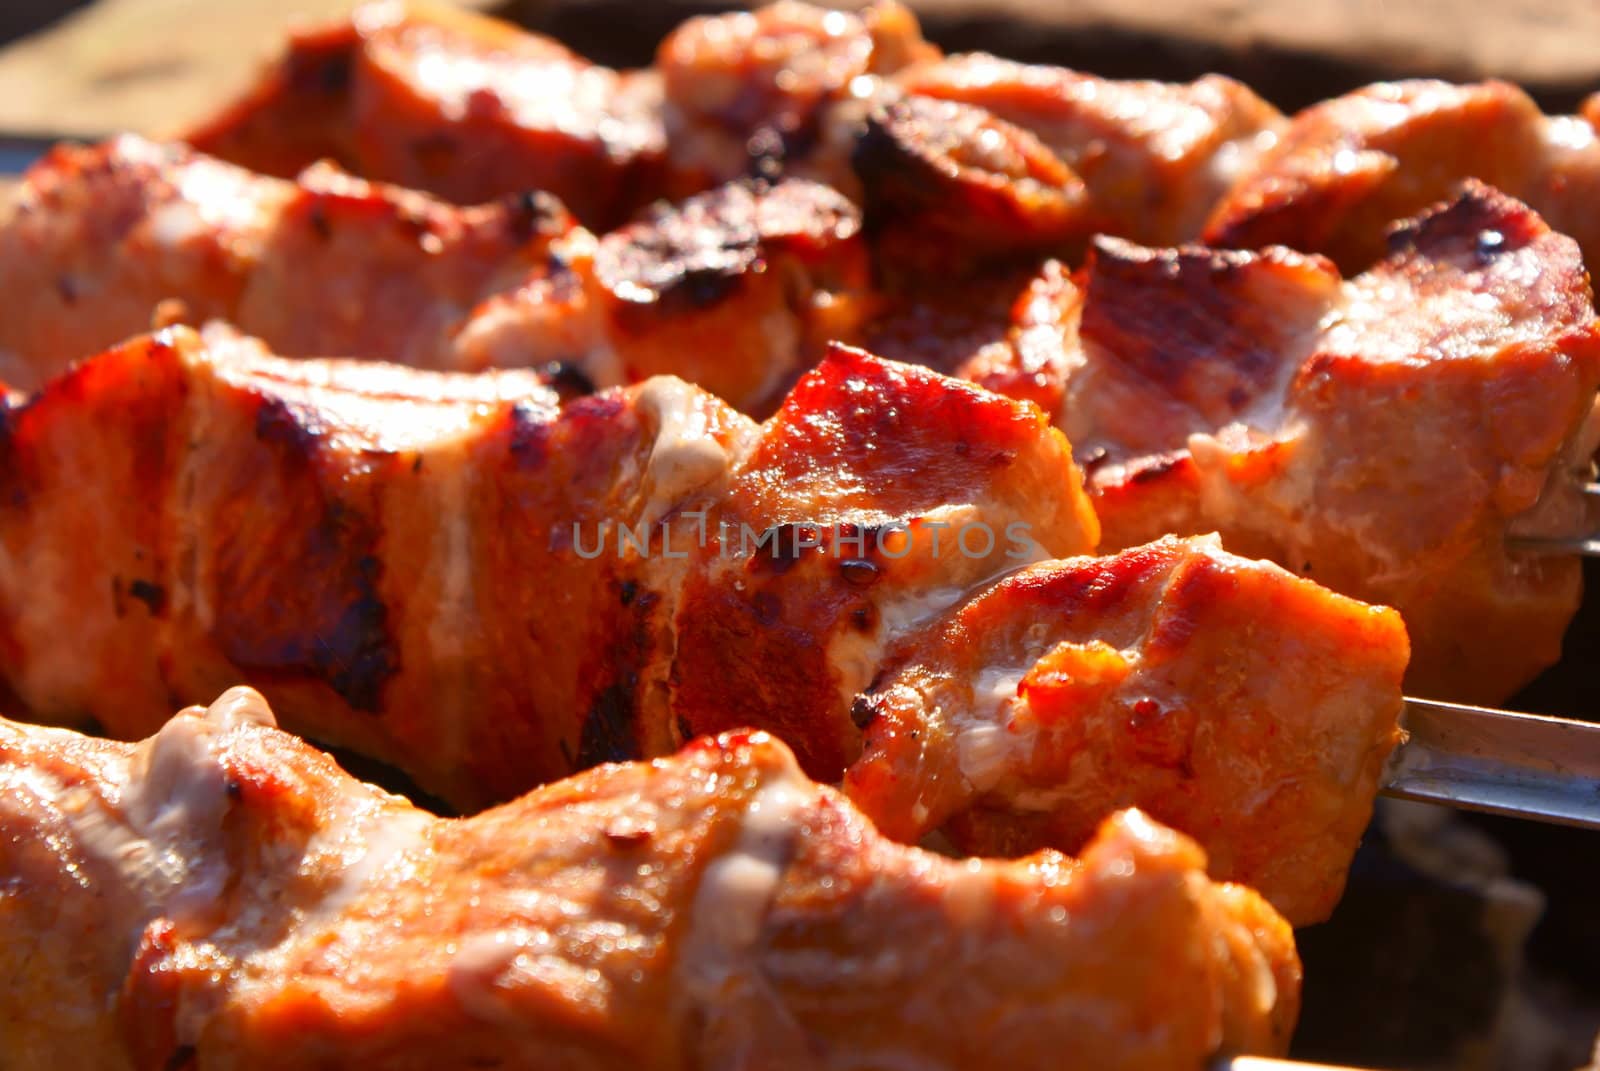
<box><xmin>4</xmin><ymin>136</ymin><xmax>1597</xmax><ymax>706</ymax></box>
<box><xmin>4</xmin><ymin>314</ymin><xmax>1600</xmax><ymax>928</ymax></box>
<box><xmin>3</xmin><ymin>150</ymin><xmax>1599</xmax><ymax>833</ymax></box>
<box><xmin>0</xmin><ymin>686</ymin><xmax>1311</xmax><ymax>1070</ymax></box>
<box><xmin>0</xmin><ymin>689</ymin><xmax>1476</xmax><ymax>1071</ymax></box>
<box><xmin>3</xmin><ymin>0</ymin><xmax>1600</xmax><ymax>883</ymax></box>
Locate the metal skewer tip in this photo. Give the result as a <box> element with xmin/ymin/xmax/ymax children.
<box><xmin>1384</xmin><ymin>697</ymin><xmax>1600</xmax><ymax>830</ymax></box>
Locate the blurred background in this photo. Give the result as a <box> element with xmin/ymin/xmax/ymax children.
<box><xmin>4</xmin><ymin>2</ymin><xmax>1600</xmax><ymax>1069</ymax></box>
<box><xmin>4</xmin><ymin>0</ymin><xmax>1600</xmax><ymax>143</ymax></box>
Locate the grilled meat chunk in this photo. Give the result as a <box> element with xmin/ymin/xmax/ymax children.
<box><xmin>1205</xmin><ymin>80</ymin><xmax>1600</xmax><ymax>272</ymax></box>
<box><xmin>0</xmin><ymin>691</ymin><xmax>1300</xmax><ymax>1070</ymax></box>
<box><xmin>895</xmin><ymin>53</ymin><xmax>1283</xmax><ymax>248</ymax></box>
<box><xmin>585</xmin><ymin>178</ymin><xmax>873</xmax><ymax>415</ymax></box>
<box><xmin>845</xmin><ymin>534</ymin><xmax>1408</xmax><ymax>925</ymax></box>
<box><xmin>0</xmin><ymin>327</ymin><xmax>1095</xmax><ymax>808</ymax></box>
<box><xmin>853</xmin><ymin>96</ymin><xmax>1093</xmax><ymax>273</ymax></box>
<box><xmin>185</xmin><ymin>1</ymin><xmax>666</xmax><ymax>229</ymax></box>
<box><xmin>1062</xmin><ymin>184</ymin><xmax>1600</xmax><ymax>702</ymax></box>
<box><xmin>657</xmin><ymin>0</ymin><xmax>937</xmax><ymax>193</ymax></box>
<box><xmin>0</xmin><ymin>136</ymin><xmax>585</xmax><ymax>386</ymax></box>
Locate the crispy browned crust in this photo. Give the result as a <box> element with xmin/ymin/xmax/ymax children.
<box><xmin>853</xmin><ymin>95</ymin><xmax>1094</xmax><ymax>273</ymax></box>
<box><xmin>186</xmin><ymin>1</ymin><xmax>667</xmax><ymax>229</ymax></box>
<box><xmin>592</xmin><ymin>178</ymin><xmax>874</xmax><ymax>415</ymax></box>
<box><xmin>896</xmin><ymin>54</ymin><xmax>1284</xmax><ymax>247</ymax></box>
<box><xmin>1204</xmin><ymin>79</ymin><xmax>1600</xmax><ymax>272</ymax></box>
<box><xmin>0</xmin><ymin>695</ymin><xmax>1299</xmax><ymax>1070</ymax></box>
<box><xmin>845</xmin><ymin>535</ymin><xmax>1408</xmax><ymax>925</ymax></box>
<box><xmin>0</xmin><ymin>329</ymin><xmax>1094</xmax><ymax>807</ymax></box>
<box><xmin>1072</xmin><ymin>184</ymin><xmax>1600</xmax><ymax>702</ymax></box>
<box><xmin>655</xmin><ymin>0</ymin><xmax>939</xmax><ymax>195</ymax></box>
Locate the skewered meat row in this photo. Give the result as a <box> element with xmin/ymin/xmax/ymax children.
<box><xmin>1205</xmin><ymin>79</ymin><xmax>1600</xmax><ymax>272</ymax></box>
<box><xmin>196</xmin><ymin>0</ymin><xmax>1600</xmax><ymax>295</ymax></box>
<box><xmin>186</xmin><ymin>1</ymin><xmax>1284</xmax><ymax>254</ymax></box>
<box><xmin>7</xmin><ymin>122</ymin><xmax>1583</xmax><ymax>704</ymax></box>
<box><xmin>0</xmin><ymin>327</ymin><xmax>1407</xmax><ymax>924</ymax></box>
<box><xmin>0</xmin><ymin>138</ymin><xmax>871</xmax><ymax>413</ymax></box>
<box><xmin>0</xmin><ymin>689</ymin><xmax>1300</xmax><ymax>1070</ymax></box>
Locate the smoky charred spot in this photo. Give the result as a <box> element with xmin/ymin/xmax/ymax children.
<box><xmin>285</xmin><ymin>34</ymin><xmax>354</xmax><ymax>96</ymax></box>
<box><xmin>596</xmin><ymin>201</ymin><xmax>757</xmax><ymax>320</ymax></box>
<box><xmin>162</xmin><ymin>1045</ymin><xmax>198</xmax><ymax>1071</ymax></box>
<box><xmin>850</xmin><ymin>604</ymin><xmax>877</xmax><ymax>632</ymax></box>
<box><xmin>1385</xmin><ymin>181</ymin><xmax>1541</xmax><ymax>264</ymax></box>
<box><xmin>576</xmin><ymin>681</ymin><xmax>641</xmax><ymax>767</ymax></box>
<box><xmin>746</xmin><ymin>522</ymin><xmax>823</xmax><ymax>575</ymax></box>
<box><xmin>850</xmin><ymin>692</ymin><xmax>884</xmax><ymax>731</ymax></box>
<box><xmin>318</xmin><ymin>555</ymin><xmax>395</xmax><ymax>712</ymax></box>
<box><xmin>618</xmin><ymin>579</ymin><xmax>638</xmax><ymax>606</ymax></box>
<box><xmin>307</xmin><ymin>201</ymin><xmax>332</xmax><ymax>240</ymax></box>
<box><xmin>853</xmin><ymin>96</ymin><xmax>1082</xmax><ymax>248</ymax></box>
<box><xmin>216</xmin><ymin>502</ymin><xmax>396</xmax><ymax>714</ymax></box>
<box><xmin>752</xmin><ymin>590</ymin><xmax>782</xmax><ymax>625</ymax></box>
<box><xmin>537</xmin><ymin>360</ymin><xmax>595</xmax><ymax>401</ymax></box>
<box><xmin>253</xmin><ymin>396</ymin><xmax>320</xmax><ymax>456</ymax></box>
<box><xmin>594</xmin><ymin>179</ymin><xmax>858</xmax><ymax>321</ymax></box>
<box><xmin>0</xmin><ymin>404</ymin><xmax>23</xmax><ymax>510</ymax></box>
<box><xmin>129</xmin><ymin>579</ymin><xmax>166</xmax><ymax>615</ymax></box>
<box><xmin>505</xmin><ymin>189</ymin><xmax>570</xmax><ymax>242</ymax></box>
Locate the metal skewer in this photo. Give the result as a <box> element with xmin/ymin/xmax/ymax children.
<box><xmin>1505</xmin><ymin>481</ymin><xmax>1600</xmax><ymax>555</ymax></box>
<box><xmin>1219</xmin><ymin>1059</ymin><xmax>1374</xmax><ymax>1070</ymax></box>
<box><xmin>1384</xmin><ymin>697</ymin><xmax>1600</xmax><ymax>829</ymax></box>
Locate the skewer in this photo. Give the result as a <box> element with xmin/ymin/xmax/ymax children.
<box><xmin>1505</xmin><ymin>481</ymin><xmax>1600</xmax><ymax>555</ymax></box>
<box><xmin>1385</xmin><ymin>698</ymin><xmax>1600</xmax><ymax>829</ymax></box>
<box><xmin>1218</xmin><ymin>1059</ymin><xmax>1375</xmax><ymax>1070</ymax></box>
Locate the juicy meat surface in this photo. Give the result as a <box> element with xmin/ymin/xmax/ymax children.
<box><xmin>0</xmin><ymin>327</ymin><xmax>1096</xmax><ymax>809</ymax></box>
<box><xmin>584</xmin><ymin>177</ymin><xmax>874</xmax><ymax>415</ymax></box>
<box><xmin>185</xmin><ymin>1</ymin><xmax>666</xmax><ymax>229</ymax></box>
<box><xmin>852</xmin><ymin>95</ymin><xmax>1094</xmax><ymax>275</ymax></box>
<box><xmin>1205</xmin><ymin>79</ymin><xmax>1600</xmax><ymax>273</ymax></box>
<box><xmin>0</xmin><ymin>136</ymin><xmax>584</xmax><ymax>387</ymax></box>
<box><xmin>894</xmin><ymin>53</ymin><xmax>1284</xmax><ymax>248</ymax></box>
<box><xmin>0</xmin><ymin>690</ymin><xmax>1299</xmax><ymax>1071</ymax></box>
<box><xmin>844</xmin><ymin>534</ymin><xmax>1408</xmax><ymax>925</ymax></box>
<box><xmin>656</xmin><ymin>0</ymin><xmax>938</xmax><ymax>194</ymax></box>
<box><xmin>1062</xmin><ymin>184</ymin><xmax>1600</xmax><ymax>702</ymax></box>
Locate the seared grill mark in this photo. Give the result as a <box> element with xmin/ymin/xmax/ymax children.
<box><xmin>128</xmin><ymin>580</ymin><xmax>167</xmax><ymax>616</ymax></box>
<box><xmin>574</xmin><ymin>585</ymin><xmax>660</xmax><ymax>770</ymax></box>
<box><xmin>854</xmin><ymin>96</ymin><xmax>1087</xmax><ymax>262</ymax></box>
<box><xmin>577</xmin><ymin>682</ymin><xmax>641</xmax><ymax>767</ymax></box>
